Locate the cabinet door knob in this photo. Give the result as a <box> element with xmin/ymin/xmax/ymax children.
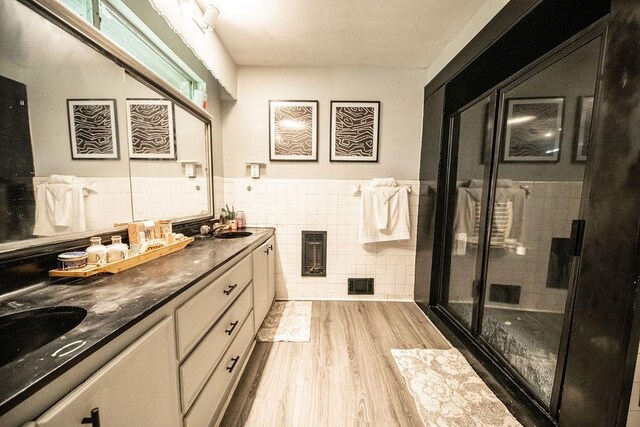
<box><xmin>225</xmin><ymin>321</ymin><xmax>239</xmax><ymax>335</ymax></box>
<box><xmin>226</xmin><ymin>356</ymin><xmax>240</xmax><ymax>373</ymax></box>
<box><xmin>268</xmin><ymin>244</ymin><xmax>273</xmax><ymax>251</ymax></box>
<box><xmin>81</xmin><ymin>407</ymin><xmax>101</xmax><ymax>427</ymax></box>
<box><xmin>223</xmin><ymin>284</ymin><xmax>238</xmax><ymax>295</ymax></box>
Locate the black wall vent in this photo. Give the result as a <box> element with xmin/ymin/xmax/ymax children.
<box><xmin>348</xmin><ymin>278</ymin><xmax>374</xmax><ymax>295</ymax></box>
<box><xmin>301</xmin><ymin>231</ymin><xmax>326</xmax><ymax>277</ymax></box>
<box><xmin>489</xmin><ymin>283</ymin><xmax>521</xmax><ymax>304</ymax></box>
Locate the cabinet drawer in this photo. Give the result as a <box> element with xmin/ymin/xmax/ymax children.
<box><xmin>176</xmin><ymin>255</ymin><xmax>252</xmax><ymax>359</ymax></box>
<box><xmin>184</xmin><ymin>311</ymin><xmax>255</xmax><ymax>427</ymax></box>
<box><xmin>180</xmin><ymin>284</ymin><xmax>253</xmax><ymax>412</ymax></box>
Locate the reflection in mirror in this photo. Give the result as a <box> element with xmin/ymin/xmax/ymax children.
<box><xmin>0</xmin><ymin>0</ymin><xmax>214</xmax><ymax>252</ymax></box>
<box><xmin>124</xmin><ymin>74</ymin><xmax>210</xmax><ymax>221</ymax></box>
<box><xmin>0</xmin><ymin>0</ymin><xmax>133</xmax><ymax>248</ymax></box>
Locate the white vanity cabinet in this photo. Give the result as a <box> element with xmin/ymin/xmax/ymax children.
<box><xmin>252</xmin><ymin>236</ymin><xmax>276</xmax><ymax>331</ymax></box>
<box><xmin>30</xmin><ymin>317</ymin><xmax>180</xmax><ymax>427</ymax></box>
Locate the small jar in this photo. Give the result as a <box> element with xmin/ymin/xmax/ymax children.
<box><xmin>86</xmin><ymin>237</ymin><xmax>108</xmax><ymax>265</ymax></box>
<box><xmin>230</xmin><ymin>219</ymin><xmax>238</xmax><ymax>231</ymax></box>
<box><xmin>58</xmin><ymin>251</ymin><xmax>88</xmax><ymax>270</ymax></box>
<box><xmin>107</xmin><ymin>236</ymin><xmax>129</xmax><ymax>263</ymax></box>
<box><xmin>236</xmin><ymin>211</ymin><xmax>246</xmax><ymax>229</ymax></box>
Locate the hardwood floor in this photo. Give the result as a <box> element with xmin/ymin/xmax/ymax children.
<box><xmin>221</xmin><ymin>301</ymin><xmax>450</xmax><ymax>426</ymax></box>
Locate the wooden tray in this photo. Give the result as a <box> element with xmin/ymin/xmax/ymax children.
<box><xmin>50</xmin><ymin>237</ymin><xmax>195</xmax><ymax>278</ymax></box>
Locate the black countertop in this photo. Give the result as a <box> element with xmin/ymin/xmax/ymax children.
<box><xmin>0</xmin><ymin>228</ymin><xmax>273</xmax><ymax>416</ymax></box>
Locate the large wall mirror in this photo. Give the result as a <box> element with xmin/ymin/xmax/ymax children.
<box><xmin>0</xmin><ymin>0</ymin><xmax>212</xmax><ymax>252</ymax></box>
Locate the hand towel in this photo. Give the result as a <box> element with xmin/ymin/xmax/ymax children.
<box><xmin>358</xmin><ymin>186</ymin><xmax>410</xmax><ymax>244</ymax></box>
<box><xmin>33</xmin><ymin>182</ymin><xmax>88</xmax><ymax>236</ymax></box>
<box><xmin>373</xmin><ymin>187</ymin><xmax>401</xmax><ymax>230</ymax></box>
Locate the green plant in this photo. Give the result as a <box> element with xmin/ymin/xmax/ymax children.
<box><xmin>222</xmin><ymin>204</ymin><xmax>236</xmax><ymax>220</ymax></box>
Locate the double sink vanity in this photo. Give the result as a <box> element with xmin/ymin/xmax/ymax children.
<box><xmin>0</xmin><ymin>228</ymin><xmax>276</xmax><ymax>427</ymax></box>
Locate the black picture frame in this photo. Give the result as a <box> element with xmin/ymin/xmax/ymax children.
<box><xmin>269</xmin><ymin>100</ymin><xmax>318</xmax><ymax>161</ymax></box>
<box><xmin>126</xmin><ymin>99</ymin><xmax>177</xmax><ymax>160</ymax></box>
<box><xmin>502</xmin><ymin>97</ymin><xmax>564</xmax><ymax>162</ymax></box>
<box><xmin>67</xmin><ymin>99</ymin><xmax>119</xmax><ymax>160</ymax></box>
<box><xmin>330</xmin><ymin>101</ymin><xmax>380</xmax><ymax>162</ymax></box>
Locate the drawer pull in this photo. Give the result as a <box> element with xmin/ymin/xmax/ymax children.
<box><xmin>223</xmin><ymin>284</ymin><xmax>238</xmax><ymax>295</ymax></box>
<box><xmin>226</xmin><ymin>356</ymin><xmax>240</xmax><ymax>373</ymax></box>
<box><xmin>268</xmin><ymin>244</ymin><xmax>273</xmax><ymax>251</ymax></box>
<box><xmin>81</xmin><ymin>407</ymin><xmax>101</xmax><ymax>427</ymax></box>
<box><xmin>225</xmin><ymin>321</ymin><xmax>239</xmax><ymax>335</ymax></box>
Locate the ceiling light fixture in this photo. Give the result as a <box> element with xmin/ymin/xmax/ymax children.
<box><xmin>198</xmin><ymin>4</ymin><xmax>219</xmax><ymax>32</ymax></box>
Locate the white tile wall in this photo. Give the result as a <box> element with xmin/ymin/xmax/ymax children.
<box><xmin>213</xmin><ymin>175</ymin><xmax>225</xmax><ymax>215</ymax></box>
<box><xmin>34</xmin><ymin>176</ymin><xmax>211</xmax><ymax>232</ymax></box>
<box><xmin>34</xmin><ymin>177</ymin><xmax>132</xmax><ymax>231</ymax></box>
<box><xmin>449</xmin><ymin>181</ymin><xmax>582</xmax><ymax>312</ymax></box>
<box><xmin>223</xmin><ymin>178</ymin><xmax>419</xmax><ymax>301</ymax></box>
<box><xmin>131</xmin><ymin>177</ymin><xmax>209</xmax><ymax>220</ymax></box>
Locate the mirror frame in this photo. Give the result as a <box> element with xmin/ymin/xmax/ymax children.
<box><xmin>0</xmin><ymin>0</ymin><xmax>216</xmax><ymax>260</ymax></box>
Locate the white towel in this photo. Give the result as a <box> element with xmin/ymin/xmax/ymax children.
<box><xmin>33</xmin><ymin>182</ymin><xmax>88</xmax><ymax>236</ymax></box>
<box><xmin>358</xmin><ymin>186</ymin><xmax>410</xmax><ymax>244</ymax></box>
<box><xmin>48</xmin><ymin>175</ymin><xmax>78</xmax><ymax>185</ymax></box>
<box><xmin>371</xmin><ymin>177</ymin><xmax>397</xmax><ymax>187</ymax></box>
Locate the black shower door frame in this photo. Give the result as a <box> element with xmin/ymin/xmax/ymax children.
<box><xmin>429</xmin><ymin>24</ymin><xmax>606</xmax><ymax>421</ymax></box>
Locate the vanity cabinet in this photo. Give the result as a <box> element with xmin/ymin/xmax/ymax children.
<box><xmin>176</xmin><ymin>253</ymin><xmax>257</xmax><ymax>426</ymax></box>
<box><xmin>30</xmin><ymin>317</ymin><xmax>180</xmax><ymax>427</ymax></box>
<box><xmin>252</xmin><ymin>236</ymin><xmax>276</xmax><ymax>331</ymax></box>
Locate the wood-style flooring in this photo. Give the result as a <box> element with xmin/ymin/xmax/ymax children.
<box><xmin>221</xmin><ymin>301</ymin><xmax>451</xmax><ymax>426</ymax></box>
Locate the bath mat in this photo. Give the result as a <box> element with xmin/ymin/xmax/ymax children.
<box><xmin>256</xmin><ymin>301</ymin><xmax>312</xmax><ymax>342</ymax></box>
<box><xmin>392</xmin><ymin>348</ymin><xmax>522</xmax><ymax>427</ymax></box>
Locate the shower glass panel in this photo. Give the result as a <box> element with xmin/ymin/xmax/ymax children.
<box><xmin>480</xmin><ymin>37</ymin><xmax>602</xmax><ymax>406</ymax></box>
<box><xmin>443</xmin><ymin>96</ymin><xmax>493</xmax><ymax>329</ymax></box>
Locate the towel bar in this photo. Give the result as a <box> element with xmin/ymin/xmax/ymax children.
<box><xmin>353</xmin><ymin>184</ymin><xmax>412</xmax><ymax>196</ymax></box>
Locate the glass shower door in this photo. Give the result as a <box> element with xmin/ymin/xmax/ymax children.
<box><xmin>441</xmin><ymin>95</ymin><xmax>495</xmax><ymax>330</ymax></box>
<box><xmin>479</xmin><ymin>36</ymin><xmax>602</xmax><ymax>408</ymax></box>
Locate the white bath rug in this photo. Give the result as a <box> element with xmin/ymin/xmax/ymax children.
<box><xmin>392</xmin><ymin>348</ymin><xmax>522</xmax><ymax>427</ymax></box>
<box><xmin>256</xmin><ymin>301</ymin><xmax>312</xmax><ymax>342</ymax></box>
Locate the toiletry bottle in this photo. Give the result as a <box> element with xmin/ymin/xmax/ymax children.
<box><xmin>86</xmin><ymin>237</ymin><xmax>108</xmax><ymax>265</ymax></box>
<box><xmin>236</xmin><ymin>211</ymin><xmax>246</xmax><ymax>229</ymax></box>
<box><xmin>107</xmin><ymin>236</ymin><xmax>129</xmax><ymax>263</ymax></box>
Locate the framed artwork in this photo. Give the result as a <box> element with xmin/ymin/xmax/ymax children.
<box><xmin>330</xmin><ymin>101</ymin><xmax>380</xmax><ymax>162</ymax></box>
<box><xmin>126</xmin><ymin>99</ymin><xmax>176</xmax><ymax>160</ymax></box>
<box><xmin>575</xmin><ymin>96</ymin><xmax>594</xmax><ymax>162</ymax></box>
<box><xmin>502</xmin><ymin>97</ymin><xmax>564</xmax><ymax>162</ymax></box>
<box><xmin>269</xmin><ymin>100</ymin><xmax>318</xmax><ymax>161</ymax></box>
<box><xmin>67</xmin><ymin>99</ymin><xmax>119</xmax><ymax>159</ymax></box>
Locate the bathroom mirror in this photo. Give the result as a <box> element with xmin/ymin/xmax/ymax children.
<box><xmin>0</xmin><ymin>0</ymin><xmax>212</xmax><ymax>252</ymax></box>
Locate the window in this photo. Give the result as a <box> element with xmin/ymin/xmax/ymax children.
<box><xmin>58</xmin><ymin>0</ymin><xmax>205</xmax><ymax>101</ymax></box>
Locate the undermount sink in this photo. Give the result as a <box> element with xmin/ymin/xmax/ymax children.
<box><xmin>0</xmin><ymin>306</ymin><xmax>87</xmax><ymax>367</ymax></box>
<box><xmin>214</xmin><ymin>231</ymin><xmax>253</xmax><ymax>239</ymax></box>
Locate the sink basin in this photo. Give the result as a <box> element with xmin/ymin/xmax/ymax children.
<box><xmin>0</xmin><ymin>306</ymin><xmax>87</xmax><ymax>367</ymax></box>
<box><xmin>214</xmin><ymin>231</ymin><xmax>253</xmax><ymax>239</ymax></box>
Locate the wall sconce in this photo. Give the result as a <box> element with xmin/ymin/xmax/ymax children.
<box><xmin>198</xmin><ymin>4</ymin><xmax>219</xmax><ymax>31</ymax></box>
<box><xmin>245</xmin><ymin>161</ymin><xmax>266</xmax><ymax>179</ymax></box>
<box><xmin>177</xmin><ymin>160</ymin><xmax>200</xmax><ymax>178</ymax></box>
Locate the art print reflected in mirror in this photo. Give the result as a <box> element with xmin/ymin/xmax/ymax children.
<box><xmin>0</xmin><ymin>0</ymin><xmax>211</xmax><ymax>250</ymax></box>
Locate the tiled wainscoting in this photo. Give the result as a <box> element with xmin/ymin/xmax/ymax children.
<box><xmin>449</xmin><ymin>181</ymin><xmax>582</xmax><ymax>313</ymax></box>
<box><xmin>34</xmin><ymin>176</ymin><xmax>210</xmax><ymax>232</ymax></box>
<box><xmin>222</xmin><ymin>178</ymin><xmax>419</xmax><ymax>300</ymax></box>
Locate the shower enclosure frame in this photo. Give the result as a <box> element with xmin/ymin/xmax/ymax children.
<box><xmin>428</xmin><ymin>22</ymin><xmax>607</xmax><ymax>423</ymax></box>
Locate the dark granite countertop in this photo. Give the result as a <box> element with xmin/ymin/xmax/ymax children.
<box><xmin>0</xmin><ymin>228</ymin><xmax>273</xmax><ymax>416</ymax></box>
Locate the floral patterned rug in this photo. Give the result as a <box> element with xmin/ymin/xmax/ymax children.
<box><xmin>256</xmin><ymin>301</ymin><xmax>312</xmax><ymax>342</ymax></box>
<box><xmin>392</xmin><ymin>348</ymin><xmax>522</xmax><ymax>427</ymax></box>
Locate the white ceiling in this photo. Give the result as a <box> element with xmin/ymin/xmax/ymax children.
<box><xmin>198</xmin><ymin>0</ymin><xmax>488</xmax><ymax>68</ymax></box>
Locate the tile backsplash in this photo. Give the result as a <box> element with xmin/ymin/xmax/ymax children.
<box><xmin>223</xmin><ymin>178</ymin><xmax>419</xmax><ymax>301</ymax></box>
